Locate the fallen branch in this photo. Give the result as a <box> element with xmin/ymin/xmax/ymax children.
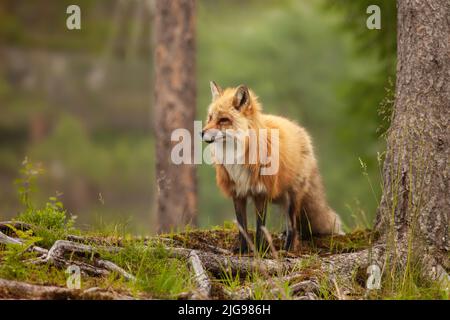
<box><xmin>96</xmin><ymin>259</ymin><xmax>136</xmax><ymax>281</ymax></box>
<box><xmin>0</xmin><ymin>278</ymin><xmax>133</xmax><ymax>300</ymax></box>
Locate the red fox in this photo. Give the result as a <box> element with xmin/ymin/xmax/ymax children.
<box><xmin>201</xmin><ymin>82</ymin><xmax>343</xmax><ymax>252</ymax></box>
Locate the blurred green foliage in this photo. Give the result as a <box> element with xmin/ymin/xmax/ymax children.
<box><xmin>0</xmin><ymin>0</ymin><xmax>395</xmax><ymax>232</ymax></box>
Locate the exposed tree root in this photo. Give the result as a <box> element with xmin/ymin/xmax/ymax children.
<box><xmin>319</xmin><ymin>234</ymin><xmax>449</xmax><ymax>295</ymax></box>
<box><xmin>0</xmin><ymin>230</ymin><xmax>23</xmax><ymax>245</ymax></box>
<box><xmin>187</xmin><ymin>250</ymin><xmax>212</xmax><ymax>299</ymax></box>
<box><xmin>167</xmin><ymin>247</ymin><xmax>299</xmax><ymax>277</ymax></box>
<box><xmin>0</xmin><ymin>221</ymin><xmax>33</xmax><ymax>233</ymax></box>
<box><xmin>0</xmin><ymin>227</ymin><xmax>136</xmax><ymax>281</ymax></box>
<box><xmin>420</xmin><ymin>253</ymin><xmax>450</xmax><ymax>291</ymax></box>
<box><xmin>33</xmin><ymin>240</ymin><xmax>136</xmax><ymax>281</ymax></box>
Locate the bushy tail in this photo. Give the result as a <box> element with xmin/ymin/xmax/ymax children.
<box><xmin>299</xmin><ymin>170</ymin><xmax>344</xmax><ymax>237</ymax></box>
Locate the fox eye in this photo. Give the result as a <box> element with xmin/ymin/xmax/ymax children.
<box><xmin>218</xmin><ymin>117</ymin><xmax>230</xmax><ymax>124</ymax></box>
<box><xmin>207</xmin><ymin>114</ymin><xmax>212</xmax><ymax>122</ymax></box>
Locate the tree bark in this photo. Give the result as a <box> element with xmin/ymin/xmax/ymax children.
<box><xmin>154</xmin><ymin>0</ymin><xmax>197</xmax><ymax>232</ymax></box>
<box><xmin>376</xmin><ymin>0</ymin><xmax>449</xmax><ymax>255</ymax></box>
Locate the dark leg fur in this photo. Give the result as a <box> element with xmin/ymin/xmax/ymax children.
<box><xmin>299</xmin><ymin>209</ymin><xmax>313</xmax><ymax>240</ymax></box>
<box><xmin>284</xmin><ymin>202</ymin><xmax>298</xmax><ymax>251</ymax></box>
<box><xmin>233</xmin><ymin>197</ymin><xmax>249</xmax><ymax>253</ymax></box>
<box><xmin>253</xmin><ymin>195</ymin><xmax>268</xmax><ymax>251</ymax></box>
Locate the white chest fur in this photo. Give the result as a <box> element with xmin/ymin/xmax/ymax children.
<box><xmin>223</xmin><ymin>164</ymin><xmax>266</xmax><ymax>197</ymax></box>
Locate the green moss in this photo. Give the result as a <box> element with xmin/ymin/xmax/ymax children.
<box><xmin>163</xmin><ymin>225</ymin><xmax>375</xmax><ymax>258</ymax></box>
<box><xmin>315</xmin><ymin>229</ymin><xmax>375</xmax><ymax>254</ymax></box>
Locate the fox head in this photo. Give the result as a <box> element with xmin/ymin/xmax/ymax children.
<box><xmin>201</xmin><ymin>81</ymin><xmax>261</xmax><ymax>144</ymax></box>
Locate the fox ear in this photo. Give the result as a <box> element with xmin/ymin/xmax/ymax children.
<box><xmin>233</xmin><ymin>85</ymin><xmax>250</xmax><ymax>111</ymax></box>
<box><xmin>210</xmin><ymin>81</ymin><xmax>223</xmax><ymax>100</ymax></box>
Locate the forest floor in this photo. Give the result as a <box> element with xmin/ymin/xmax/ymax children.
<box><xmin>0</xmin><ymin>213</ymin><xmax>399</xmax><ymax>300</ymax></box>
<box><xmin>0</xmin><ymin>210</ymin><xmax>377</xmax><ymax>300</ymax></box>
<box><xmin>1</xmin><ymin>161</ymin><xmax>447</xmax><ymax>300</ymax></box>
<box><xmin>0</xmin><ymin>160</ymin><xmax>447</xmax><ymax>300</ymax></box>
<box><xmin>0</xmin><ymin>161</ymin><xmax>378</xmax><ymax>300</ymax></box>
<box><xmin>1</xmin><ymin>218</ymin><xmax>448</xmax><ymax>300</ymax></box>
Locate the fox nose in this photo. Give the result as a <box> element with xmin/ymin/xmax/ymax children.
<box><xmin>201</xmin><ymin>130</ymin><xmax>214</xmax><ymax>143</ymax></box>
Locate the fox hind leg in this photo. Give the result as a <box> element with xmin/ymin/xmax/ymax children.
<box><xmin>284</xmin><ymin>193</ymin><xmax>302</xmax><ymax>251</ymax></box>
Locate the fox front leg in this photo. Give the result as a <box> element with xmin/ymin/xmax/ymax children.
<box><xmin>253</xmin><ymin>195</ymin><xmax>268</xmax><ymax>252</ymax></box>
<box><xmin>233</xmin><ymin>196</ymin><xmax>249</xmax><ymax>253</ymax></box>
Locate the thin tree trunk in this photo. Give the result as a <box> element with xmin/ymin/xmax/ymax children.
<box><xmin>154</xmin><ymin>0</ymin><xmax>197</xmax><ymax>232</ymax></box>
<box><xmin>376</xmin><ymin>0</ymin><xmax>449</xmax><ymax>254</ymax></box>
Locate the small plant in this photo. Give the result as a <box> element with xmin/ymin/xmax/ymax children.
<box><xmin>249</xmin><ymin>272</ymin><xmax>270</xmax><ymax>300</ymax></box>
<box><xmin>14</xmin><ymin>158</ymin><xmax>75</xmax><ymax>248</ymax></box>
<box><xmin>219</xmin><ymin>266</ymin><xmax>241</xmax><ymax>294</ymax></box>
<box><xmin>15</xmin><ymin>157</ymin><xmax>44</xmax><ymax>209</ymax></box>
<box><xmin>273</xmin><ymin>279</ymin><xmax>293</xmax><ymax>300</ymax></box>
<box><xmin>317</xmin><ymin>273</ymin><xmax>336</xmax><ymax>300</ymax></box>
<box><xmin>297</xmin><ymin>253</ymin><xmax>321</xmax><ymax>271</ymax></box>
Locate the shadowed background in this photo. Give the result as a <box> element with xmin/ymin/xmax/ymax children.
<box><xmin>0</xmin><ymin>0</ymin><xmax>395</xmax><ymax>233</ymax></box>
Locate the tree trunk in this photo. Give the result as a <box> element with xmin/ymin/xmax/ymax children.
<box><xmin>154</xmin><ymin>0</ymin><xmax>197</xmax><ymax>232</ymax></box>
<box><xmin>376</xmin><ymin>0</ymin><xmax>449</xmax><ymax>255</ymax></box>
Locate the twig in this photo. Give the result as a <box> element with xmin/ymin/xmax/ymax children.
<box><xmin>331</xmin><ymin>277</ymin><xmax>345</xmax><ymax>300</ymax></box>
<box><xmin>261</xmin><ymin>226</ymin><xmax>279</xmax><ymax>259</ymax></box>
<box><xmin>96</xmin><ymin>259</ymin><xmax>136</xmax><ymax>281</ymax></box>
